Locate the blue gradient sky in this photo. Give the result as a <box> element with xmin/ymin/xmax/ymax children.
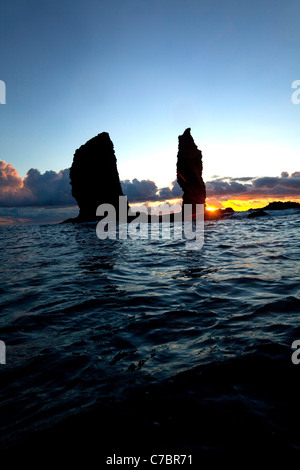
<box><xmin>0</xmin><ymin>0</ymin><xmax>299</xmax><ymax>188</ymax></box>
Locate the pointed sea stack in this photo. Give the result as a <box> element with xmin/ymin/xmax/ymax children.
<box><xmin>176</xmin><ymin>128</ymin><xmax>206</xmax><ymax>216</ymax></box>
<box><xmin>69</xmin><ymin>132</ymin><xmax>126</xmax><ymax>221</ymax></box>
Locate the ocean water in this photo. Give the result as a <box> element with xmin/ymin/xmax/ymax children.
<box><xmin>0</xmin><ymin>210</ymin><xmax>300</xmax><ymax>462</ymax></box>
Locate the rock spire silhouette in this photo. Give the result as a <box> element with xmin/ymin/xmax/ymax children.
<box><xmin>69</xmin><ymin>132</ymin><xmax>125</xmax><ymax>221</ymax></box>
<box><xmin>176</xmin><ymin>128</ymin><xmax>206</xmax><ymax>214</ymax></box>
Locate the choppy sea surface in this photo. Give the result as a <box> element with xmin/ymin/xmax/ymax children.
<box><xmin>0</xmin><ymin>210</ymin><xmax>300</xmax><ymax>463</ymax></box>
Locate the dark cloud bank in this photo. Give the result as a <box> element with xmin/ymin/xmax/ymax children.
<box><xmin>206</xmin><ymin>172</ymin><xmax>300</xmax><ymax>200</ymax></box>
<box><xmin>0</xmin><ymin>161</ymin><xmax>299</xmax><ymax>211</ymax></box>
<box><xmin>0</xmin><ymin>161</ymin><xmax>76</xmax><ymax>207</ymax></box>
<box><xmin>0</xmin><ymin>160</ymin><xmax>184</xmax><ymax>207</ymax></box>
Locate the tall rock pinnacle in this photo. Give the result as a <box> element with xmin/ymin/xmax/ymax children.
<box><xmin>176</xmin><ymin>128</ymin><xmax>206</xmax><ymax>213</ymax></box>
<box><xmin>69</xmin><ymin>132</ymin><xmax>125</xmax><ymax>221</ymax></box>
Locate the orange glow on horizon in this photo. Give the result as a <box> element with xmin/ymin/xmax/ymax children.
<box><xmin>206</xmin><ymin>197</ymin><xmax>300</xmax><ymax>212</ymax></box>
<box><xmin>127</xmin><ymin>197</ymin><xmax>300</xmax><ymax>213</ymax></box>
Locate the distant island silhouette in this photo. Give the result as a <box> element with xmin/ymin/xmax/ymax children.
<box><xmin>247</xmin><ymin>201</ymin><xmax>300</xmax><ymax>218</ymax></box>
<box><xmin>260</xmin><ymin>201</ymin><xmax>300</xmax><ymax>210</ymax></box>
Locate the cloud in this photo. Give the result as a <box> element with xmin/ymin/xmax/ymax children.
<box><xmin>227</xmin><ymin>176</ymin><xmax>256</xmax><ymax>182</ymax></box>
<box><xmin>121</xmin><ymin>179</ymin><xmax>183</xmax><ymax>203</ymax></box>
<box><xmin>206</xmin><ymin>172</ymin><xmax>300</xmax><ymax>200</ymax></box>
<box><xmin>23</xmin><ymin>168</ymin><xmax>76</xmax><ymax>205</ymax></box>
<box><xmin>158</xmin><ymin>180</ymin><xmax>183</xmax><ymax>200</ymax></box>
<box><xmin>0</xmin><ymin>160</ymin><xmax>299</xmax><ymax>209</ymax></box>
<box><xmin>206</xmin><ymin>180</ymin><xmax>250</xmax><ymax>197</ymax></box>
<box><xmin>0</xmin><ymin>160</ymin><xmax>23</xmax><ymax>196</ymax></box>
<box><xmin>0</xmin><ymin>161</ymin><xmax>76</xmax><ymax>207</ymax></box>
<box><xmin>121</xmin><ymin>178</ymin><xmax>158</xmax><ymax>202</ymax></box>
<box><xmin>0</xmin><ymin>161</ymin><xmax>181</xmax><ymax>207</ymax></box>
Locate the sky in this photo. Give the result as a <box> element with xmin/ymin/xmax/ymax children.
<box><xmin>0</xmin><ymin>0</ymin><xmax>299</xmax><ymax>222</ymax></box>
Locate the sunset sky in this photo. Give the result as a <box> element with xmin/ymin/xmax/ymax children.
<box><xmin>0</xmin><ymin>0</ymin><xmax>299</xmax><ymax>222</ymax></box>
